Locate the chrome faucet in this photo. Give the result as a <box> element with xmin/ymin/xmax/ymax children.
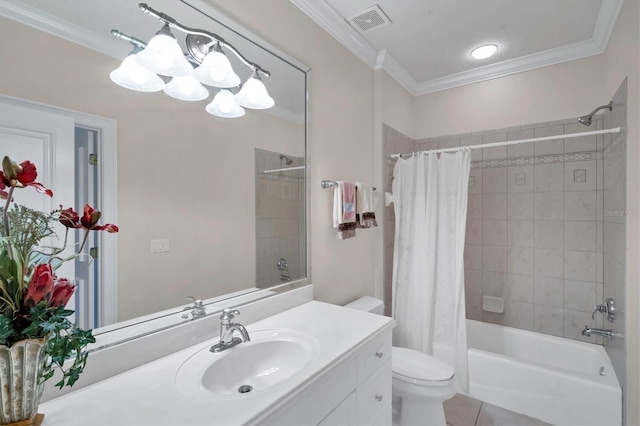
<box><xmin>181</xmin><ymin>296</ymin><xmax>206</xmax><ymax>320</ymax></box>
<box><xmin>592</xmin><ymin>298</ymin><xmax>616</xmax><ymax>322</ymax></box>
<box><xmin>582</xmin><ymin>326</ymin><xmax>615</xmax><ymax>339</ymax></box>
<box><xmin>210</xmin><ymin>308</ymin><xmax>251</xmax><ymax>353</ymax></box>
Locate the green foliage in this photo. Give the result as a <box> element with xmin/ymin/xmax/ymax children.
<box><xmin>27</xmin><ymin>306</ymin><xmax>95</xmax><ymax>389</ymax></box>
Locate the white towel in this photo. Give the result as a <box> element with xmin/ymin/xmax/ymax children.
<box><xmin>356</xmin><ymin>182</ymin><xmax>377</xmax><ymax>228</ymax></box>
<box><xmin>333</xmin><ymin>181</ymin><xmax>357</xmax><ymax>239</ymax></box>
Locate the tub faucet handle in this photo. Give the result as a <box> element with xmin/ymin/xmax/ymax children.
<box><xmin>592</xmin><ymin>298</ymin><xmax>616</xmax><ymax>322</ymax></box>
<box><xmin>592</xmin><ymin>304</ymin><xmax>607</xmax><ymax>319</ymax></box>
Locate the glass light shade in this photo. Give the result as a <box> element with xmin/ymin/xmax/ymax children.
<box><xmin>163</xmin><ymin>74</ymin><xmax>209</xmax><ymax>101</ymax></box>
<box><xmin>470</xmin><ymin>44</ymin><xmax>498</xmax><ymax>59</ymax></box>
<box><xmin>109</xmin><ymin>55</ymin><xmax>165</xmax><ymax>92</ymax></box>
<box><xmin>206</xmin><ymin>89</ymin><xmax>245</xmax><ymax>118</ymax></box>
<box><xmin>234</xmin><ymin>73</ymin><xmax>274</xmax><ymax>110</ymax></box>
<box><xmin>193</xmin><ymin>45</ymin><xmax>241</xmax><ymax>88</ymax></box>
<box><xmin>135</xmin><ymin>27</ymin><xmax>192</xmax><ymax>77</ymax></box>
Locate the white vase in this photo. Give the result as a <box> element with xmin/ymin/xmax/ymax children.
<box><xmin>0</xmin><ymin>338</ymin><xmax>47</xmax><ymax>425</ymax></box>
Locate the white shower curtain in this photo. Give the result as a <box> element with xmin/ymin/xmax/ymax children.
<box><xmin>391</xmin><ymin>149</ymin><xmax>470</xmax><ymax>391</ymax></box>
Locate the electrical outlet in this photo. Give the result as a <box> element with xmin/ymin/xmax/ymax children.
<box><xmin>151</xmin><ymin>239</ymin><xmax>170</xmax><ymax>253</ymax></box>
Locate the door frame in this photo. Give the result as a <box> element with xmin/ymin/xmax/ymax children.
<box><xmin>0</xmin><ymin>94</ymin><xmax>118</xmax><ymax>326</ymax></box>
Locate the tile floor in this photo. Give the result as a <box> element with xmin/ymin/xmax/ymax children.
<box><xmin>444</xmin><ymin>394</ymin><xmax>551</xmax><ymax>426</ymax></box>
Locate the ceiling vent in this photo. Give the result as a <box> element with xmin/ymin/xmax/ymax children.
<box><xmin>347</xmin><ymin>5</ymin><xmax>391</xmax><ymax>33</ymax></box>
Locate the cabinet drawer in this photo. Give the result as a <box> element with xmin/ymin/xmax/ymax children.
<box><xmin>357</xmin><ymin>331</ymin><xmax>392</xmax><ymax>385</ymax></box>
<box><xmin>372</xmin><ymin>405</ymin><xmax>392</xmax><ymax>426</ymax></box>
<box><xmin>357</xmin><ymin>359</ymin><xmax>392</xmax><ymax>425</ymax></box>
<box><xmin>318</xmin><ymin>391</ymin><xmax>357</xmax><ymax>425</ymax></box>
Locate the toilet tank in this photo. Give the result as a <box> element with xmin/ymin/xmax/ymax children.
<box><xmin>344</xmin><ymin>296</ymin><xmax>384</xmax><ymax>315</ymax></box>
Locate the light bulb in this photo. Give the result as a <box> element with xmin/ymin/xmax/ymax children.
<box><xmin>178</xmin><ymin>80</ymin><xmax>194</xmax><ymax>95</ymax></box>
<box><xmin>110</xmin><ymin>53</ymin><xmax>165</xmax><ymax>92</ymax></box>
<box><xmin>163</xmin><ymin>74</ymin><xmax>209</xmax><ymax>101</ymax></box>
<box><xmin>193</xmin><ymin>43</ymin><xmax>240</xmax><ymax>88</ymax></box>
<box><xmin>206</xmin><ymin>89</ymin><xmax>245</xmax><ymax>118</ymax></box>
<box><xmin>135</xmin><ymin>25</ymin><xmax>192</xmax><ymax>77</ymax></box>
<box><xmin>234</xmin><ymin>71</ymin><xmax>274</xmax><ymax>110</ymax></box>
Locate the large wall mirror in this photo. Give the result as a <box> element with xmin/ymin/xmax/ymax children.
<box><xmin>0</xmin><ymin>0</ymin><xmax>309</xmax><ymax>339</ymax></box>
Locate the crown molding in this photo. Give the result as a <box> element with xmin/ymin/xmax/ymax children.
<box><xmin>414</xmin><ymin>38</ymin><xmax>603</xmax><ymax>95</ymax></box>
<box><xmin>290</xmin><ymin>0</ymin><xmax>624</xmax><ymax>96</ymax></box>
<box><xmin>0</xmin><ymin>0</ymin><xmax>124</xmax><ymax>59</ymax></box>
<box><xmin>290</xmin><ymin>0</ymin><xmax>379</xmax><ymax>68</ymax></box>
<box><xmin>592</xmin><ymin>0</ymin><xmax>624</xmax><ymax>51</ymax></box>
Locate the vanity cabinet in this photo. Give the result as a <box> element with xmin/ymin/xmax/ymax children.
<box><xmin>264</xmin><ymin>329</ymin><xmax>392</xmax><ymax>426</ymax></box>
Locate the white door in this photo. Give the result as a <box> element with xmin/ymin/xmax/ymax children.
<box><xmin>0</xmin><ymin>95</ymin><xmax>118</xmax><ymax>329</ymax></box>
<box><xmin>0</xmin><ymin>98</ymin><xmax>77</xmax><ymax>311</ymax></box>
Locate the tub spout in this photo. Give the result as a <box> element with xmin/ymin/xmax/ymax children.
<box><xmin>582</xmin><ymin>326</ymin><xmax>614</xmax><ymax>339</ymax></box>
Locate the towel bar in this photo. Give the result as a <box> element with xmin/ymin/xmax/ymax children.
<box><xmin>321</xmin><ymin>180</ymin><xmax>376</xmax><ymax>191</ymax></box>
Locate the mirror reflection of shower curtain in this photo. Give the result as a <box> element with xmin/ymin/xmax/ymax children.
<box><xmin>391</xmin><ymin>149</ymin><xmax>470</xmax><ymax>391</ymax></box>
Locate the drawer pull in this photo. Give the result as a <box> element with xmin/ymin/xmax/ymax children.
<box><xmin>375</xmin><ymin>394</ymin><xmax>383</xmax><ymax>402</ymax></box>
<box><xmin>375</xmin><ymin>352</ymin><xmax>383</xmax><ymax>358</ymax></box>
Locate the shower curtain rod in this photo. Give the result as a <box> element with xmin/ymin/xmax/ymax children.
<box><xmin>390</xmin><ymin>127</ymin><xmax>622</xmax><ymax>159</ymax></box>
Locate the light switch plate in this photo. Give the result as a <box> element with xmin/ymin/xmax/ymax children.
<box><xmin>151</xmin><ymin>239</ymin><xmax>170</xmax><ymax>253</ymax></box>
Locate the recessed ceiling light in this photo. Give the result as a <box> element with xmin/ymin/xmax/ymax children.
<box><xmin>471</xmin><ymin>44</ymin><xmax>498</xmax><ymax>59</ymax></box>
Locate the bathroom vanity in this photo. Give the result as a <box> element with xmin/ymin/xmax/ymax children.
<box><xmin>40</xmin><ymin>301</ymin><xmax>395</xmax><ymax>425</ymax></box>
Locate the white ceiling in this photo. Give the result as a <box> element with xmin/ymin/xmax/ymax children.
<box><xmin>292</xmin><ymin>0</ymin><xmax>624</xmax><ymax>95</ymax></box>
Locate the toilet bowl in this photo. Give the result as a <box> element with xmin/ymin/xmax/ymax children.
<box><xmin>345</xmin><ymin>297</ymin><xmax>456</xmax><ymax>426</ymax></box>
<box><xmin>392</xmin><ymin>347</ymin><xmax>456</xmax><ymax>425</ymax></box>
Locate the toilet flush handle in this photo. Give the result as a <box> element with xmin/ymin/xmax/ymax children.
<box><xmin>375</xmin><ymin>394</ymin><xmax>383</xmax><ymax>402</ymax></box>
<box><xmin>375</xmin><ymin>351</ymin><xmax>383</xmax><ymax>358</ymax></box>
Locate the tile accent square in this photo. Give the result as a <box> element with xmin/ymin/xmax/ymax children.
<box><xmin>515</xmin><ymin>173</ymin><xmax>527</xmax><ymax>185</ymax></box>
<box><xmin>469</xmin><ymin>175</ymin><xmax>476</xmax><ymax>188</ymax></box>
<box><xmin>574</xmin><ymin>169</ymin><xmax>586</xmax><ymax>183</ymax></box>
<box><xmin>565</xmin><ymin>160</ymin><xmax>596</xmax><ymax>191</ymax></box>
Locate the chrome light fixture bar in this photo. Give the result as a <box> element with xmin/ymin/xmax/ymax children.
<box><xmin>109</xmin><ymin>3</ymin><xmax>274</xmax><ymax>118</ymax></box>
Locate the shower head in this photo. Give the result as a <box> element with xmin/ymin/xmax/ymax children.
<box><xmin>578</xmin><ymin>101</ymin><xmax>612</xmax><ymax>126</ymax></box>
<box><xmin>279</xmin><ymin>154</ymin><xmax>293</xmax><ymax>165</ymax></box>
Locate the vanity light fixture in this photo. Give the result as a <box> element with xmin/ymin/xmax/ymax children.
<box><xmin>470</xmin><ymin>44</ymin><xmax>498</xmax><ymax>59</ymax></box>
<box><xmin>109</xmin><ymin>3</ymin><xmax>274</xmax><ymax>118</ymax></box>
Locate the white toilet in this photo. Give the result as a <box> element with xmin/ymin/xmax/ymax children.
<box><xmin>345</xmin><ymin>296</ymin><xmax>456</xmax><ymax>426</ymax></box>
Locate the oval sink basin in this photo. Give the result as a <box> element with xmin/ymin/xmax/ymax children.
<box><xmin>176</xmin><ymin>329</ymin><xmax>319</xmax><ymax>399</ymax></box>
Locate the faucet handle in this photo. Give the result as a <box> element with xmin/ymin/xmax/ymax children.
<box><xmin>220</xmin><ymin>308</ymin><xmax>240</xmax><ymax>322</ymax></box>
<box><xmin>592</xmin><ymin>303</ymin><xmax>607</xmax><ymax>319</ymax></box>
<box><xmin>187</xmin><ymin>296</ymin><xmax>204</xmax><ymax>307</ymax></box>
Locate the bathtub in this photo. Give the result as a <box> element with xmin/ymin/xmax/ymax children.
<box><xmin>466</xmin><ymin>320</ymin><xmax>621</xmax><ymax>426</ymax></box>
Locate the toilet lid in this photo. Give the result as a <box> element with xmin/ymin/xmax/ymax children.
<box><xmin>392</xmin><ymin>347</ymin><xmax>455</xmax><ymax>384</ymax></box>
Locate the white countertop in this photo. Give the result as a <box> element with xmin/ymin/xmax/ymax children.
<box><xmin>40</xmin><ymin>301</ymin><xmax>395</xmax><ymax>425</ymax></box>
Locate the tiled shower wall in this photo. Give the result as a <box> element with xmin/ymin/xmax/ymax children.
<box><xmin>382</xmin><ymin>117</ymin><xmax>610</xmax><ymax>342</ymax></box>
<box><xmin>255</xmin><ymin>149</ymin><xmax>305</xmax><ymax>288</ymax></box>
